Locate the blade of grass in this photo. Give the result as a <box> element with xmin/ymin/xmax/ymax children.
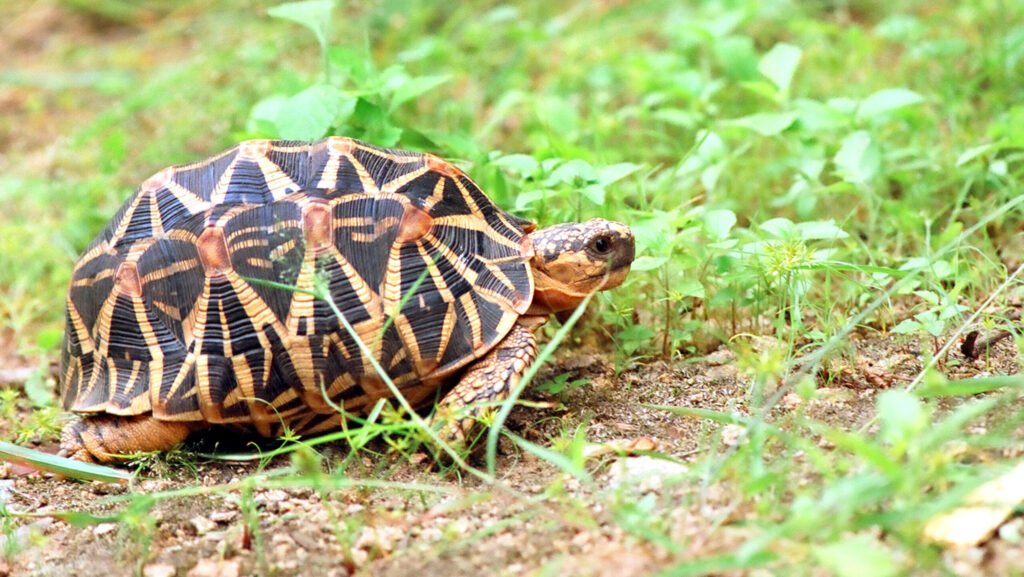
<box><xmin>0</xmin><ymin>441</ymin><xmax>132</xmax><ymax>484</ymax></box>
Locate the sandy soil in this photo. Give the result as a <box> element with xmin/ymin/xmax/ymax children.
<box><xmin>2</xmin><ymin>331</ymin><xmax>1023</xmax><ymax>577</ymax></box>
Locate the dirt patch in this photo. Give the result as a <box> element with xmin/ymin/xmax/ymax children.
<box><xmin>4</xmin><ymin>333</ymin><xmax>1024</xmax><ymax>577</ymax></box>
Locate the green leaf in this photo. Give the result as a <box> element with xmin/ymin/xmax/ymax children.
<box><xmin>857</xmin><ymin>88</ymin><xmax>924</xmax><ymax>121</ymax></box>
<box><xmin>703</xmin><ymin>209</ymin><xmax>736</xmax><ymax>240</ymax></box>
<box><xmin>759</xmin><ymin>217</ymin><xmax>797</xmax><ymax>239</ymax></box>
<box><xmin>580</xmin><ymin>184</ymin><xmax>606</xmax><ymax>205</ymax></box>
<box><xmin>268</xmin><ymin>0</ymin><xmax>336</xmax><ymax>51</ymax></box>
<box><xmin>597</xmin><ymin>163</ymin><xmax>642</xmax><ymax>186</ymax></box>
<box><xmin>247</xmin><ymin>95</ymin><xmax>289</xmax><ymax>136</ymax></box>
<box><xmin>630</xmin><ymin>255</ymin><xmax>669</xmax><ymax>272</ymax></box>
<box><xmin>275</xmin><ymin>84</ymin><xmax>353</xmax><ymax>140</ymax></box>
<box><xmin>713</xmin><ymin>35</ymin><xmax>759</xmax><ymax>80</ymax></box>
<box><xmin>891</xmin><ymin>318</ymin><xmax>922</xmax><ymax>335</ymax></box>
<box><xmin>350</xmin><ymin>98</ymin><xmax>402</xmax><ymax>146</ymax></box>
<box><xmin>674</xmin><ymin>278</ymin><xmax>705</xmax><ymax>299</ymax></box>
<box><xmin>388</xmin><ymin>74</ymin><xmax>451</xmax><ymax>111</ymax></box>
<box><xmin>493</xmin><ymin>154</ymin><xmax>540</xmax><ymax>177</ymax></box>
<box><xmin>757</xmin><ymin>43</ymin><xmax>802</xmax><ymax>96</ymax></box>
<box><xmin>834</xmin><ymin>130</ymin><xmax>880</xmax><ymax>184</ymax></box>
<box><xmin>814</xmin><ymin>535</ymin><xmax>900</xmax><ymax>577</ymax></box>
<box><xmin>545</xmin><ymin>159</ymin><xmax>597</xmax><ymax>186</ymax></box>
<box><xmin>795</xmin><ymin>220</ymin><xmax>849</xmax><ymax>240</ymax></box>
<box><xmin>727</xmin><ymin>111</ymin><xmax>797</xmax><ymax>136</ymax></box>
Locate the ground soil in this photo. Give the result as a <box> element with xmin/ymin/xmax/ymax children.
<box><xmin>2</xmin><ymin>331</ymin><xmax>1024</xmax><ymax>577</ymax></box>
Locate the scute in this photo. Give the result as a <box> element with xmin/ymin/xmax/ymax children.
<box><xmin>60</xmin><ymin>138</ymin><xmax>535</xmax><ymax>433</ymax></box>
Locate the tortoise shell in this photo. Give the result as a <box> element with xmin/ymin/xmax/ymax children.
<box><xmin>60</xmin><ymin>138</ymin><xmax>534</xmax><ymax>436</ymax></box>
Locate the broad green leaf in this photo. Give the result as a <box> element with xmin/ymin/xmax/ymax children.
<box><xmin>814</xmin><ymin>536</ymin><xmax>901</xmax><ymax>577</ymax></box>
<box><xmin>545</xmin><ymin>159</ymin><xmax>597</xmax><ymax>186</ymax></box>
<box><xmin>795</xmin><ymin>220</ymin><xmax>849</xmax><ymax>240</ymax></box>
<box><xmin>728</xmin><ymin>111</ymin><xmax>797</xmax><ymax>136</ymax></box>
<box><xmin>350</xmin><ymin>98</ymin><xmax>402</xmax><ymax>146</ymax></box>
<box><xmin>597</xmin><ymin>163</ymin><xmax>642</xmax><ymax>186</ymax></box>
<box><xmin>757</xmin><ymin>43</ymin><xmax>802</xmax><ymax>96</ymax></box>
<box><xmin>703</xmin><ymin>209</ymin><xmax>736</xmax><ymax>240</ymax></box>
<box><xmin>891</xmin><ymin>318</ymin><xmax>922</xmax><ymax>335</ymax></box>
<box><xmin>857</xmin><ymin>88</ymin><xmax>924</xmax><ymax>121</ymax></box>
<box><xmin>275</xmin><ymin>84</ymin><xmax>352</xmax><ymax>140</ymax></box>
<box><xmin>714</xmin><ymin>35</ymin><xmax>759</xmax><ymax>80</ymax></box>
<box><xmin>674</xmin><ymin>278</ymin><xmax>705</xmax><ymax>299</ymax></box>
<box><xmin>493</xmin><ymin>154</ymin><xmax>540</xmax><ymax>177</ymax></box>
<box><xmin>834</xmin><ymin>130</ymin><xmax>880</xmax><ymax>184</ymax></box>
<box><xmin>388</xmin><ymin>74</ymin><xmax>451</xmax><ymax>111</ymax></box>
<box><xmin>580</xmin><ymin>184</ymin><xmax>606</xmax><ymax>205</ymax></box>
<box><xmin>793</xmin><ymin>98</ymin><xmax>850</xmax><ymax>133</ymax></box>
<box><xmin>630</xmin><ymin>255</ymin><xmax>669</xmax><ymax>272</ymax></box>
<box><xmin>268</xmin><ymin>0</ymin><xmax>336</xmax><ymax>50</ymax></box>
<box><xmin>759</xmin><ymin>217</ymin><xmax>797</xmax><ymax>239</ymax></box>
<box><xmin>247</xmin><ymin>95</ymin><xmax>289</xmax><ymax>135</ymax></box>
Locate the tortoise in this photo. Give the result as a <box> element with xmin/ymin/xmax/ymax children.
<box><xmin>59</xmin><ymin>137</ymin><xmax>635</xmax><ymax>462</ymax></box>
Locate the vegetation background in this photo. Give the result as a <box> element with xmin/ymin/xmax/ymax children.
<box><xmin>1</xmin><ymin>0</ymin><xmax>1023</xmax><ymax>575</ymax></box>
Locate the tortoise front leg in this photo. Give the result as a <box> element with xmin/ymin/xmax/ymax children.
<box><xmin>60</xmin><ymin>415</ymin><xmax>200</xmax><ymax>463</ymax></box>
<box><xmin>432</xmin><ymin>321</ymin><xmax>539</xmax><ymax>448</ymax></box>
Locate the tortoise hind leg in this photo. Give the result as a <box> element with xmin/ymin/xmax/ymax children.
<box><xmin>432</xmin><ymin>321</ymin><xmax>539</xmax><ymax>449</ymax></box>
<box><xmin>60</xmin><ymin>415</ymin><xmax>200</xmax><ymax>463</ymax></box>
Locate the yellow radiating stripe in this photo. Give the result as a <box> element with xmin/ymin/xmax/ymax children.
<box><xmin>459</xmin><ymin>292</ymin><xmax>483</xmax><ymax>350</ymax></box>
<box><xmin>393</xmin><ymin>313</ymin><xmax>423</xmax><ymax>376</ymax></box>
<box><xmin>219</xmin><ymin>300</ymin><xmax>232</xmax><ymax>357</ymax></box>
<box><xmin>142</xmin><ymin>258</ymin><xmax>201</xmax><ymax>284</ymax></box>
<box><xmin>65</xmin><ymin>294</ymin><xmax>95</xmax><ymax>355</ymax></box>
<box><xmin>431</xmin><ymin>214</ymin><xmax>523</xmax><ymax>253</ymax></box>
<box><xmin>452</xmin><ymin>176</ymin><xmax>483</xmax><ymax>216</ymax></box>
<box><xmin>92</xmin><ymin>289</ymin><xmax>120</xmax><ymax>358</ymax></box>
<box><xmin>381</xmin><ymin>243</ymin><xmax>404</xmax><ymax>318</ymax></box>
<box><xmin>343</xmin><ymin>153</ymin><xmax>380</xmax><ymax>194</ymax></box>
<box><xmin>149</xmin><ymin>192</ymin><xmax>164</xmax><ymax>237</ymax></box>
<box><xmin>208</xmin><ymin>156</ymin><xmax>239</xmax><ymax>206</ymax></box>
<box><xmin>195</xmin><ymin>355</ymin><xmax>222</xmax><ymax>422</ymax></box>
<box><xmin>152</xmin><ymin>352</ymin><xmax>200</xmax><ymax>420</ymax></box>
<box><xmin>258</xmin><ymin>154</ymin><xmax>302</xmax><ymax>201</ymax></box>
<box><xmin>270</xmin><ymin>237</ymin><xmax>299</xmax><ymax>262</ymax></box>
<box><xmin>159</xmin><ymin>172</ymin><xmax>214</xmax><ymax>214</ymax></box>
<box><xmin>182</xmin><ymin>276</ymin><xmax>211</xmax><ymax>351</ymax></box>
<box><xmin>226</xmin><ymin>223</ymin><xmax>269</xmax><ymax>243</ymax></box>
<box><xmin>485</xmin><ymin>260</ymin><xmax>520</xmax><ymax>295</ymax></box>
<box><xmin>380</xmin><ymin>165</ymin><xmax>430</xmax><ymax>194</ymax></box>
<box><xmin>109</xmin><ymin>190</ymin><xmax>148</xmax><ymax>246</ymax></box>
<box><xmin>349</xmin><ymin>216</ymin><xmax>400</xmax><ymax>243</ymax></box>
<box><xmin>389</xmin><ymin>346</ymin><xmax>408</xmax><ymax>370</ymax></box>
<box><xmin>416</xmin><ymin>242</ymin><xmax>454</xmax><ymax>302</ymax></box>
<box><xmin>434</xmin><ymin>303</ymin><xmax>457</xmax><ymax>369</ymax></box>
<box><xmin>316</xmin><ymin>146</ymin><xmax>343</xmax><ymax>190</ymax></box>
<box><xmin>420</xmin><ymin>175</ymin><xmax>447</xmax><ymax>212</ymax></box>
<box><xmin>70</xmin><ymin>266</ymin><xmax>114</xmax><ymax>288</ymax></box>
<box><xmin>421</xmin><ymin>233</ymin><xmax>478</xmax><ymax>286</ymax></box>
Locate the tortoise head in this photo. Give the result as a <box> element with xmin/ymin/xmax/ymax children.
<box><xmin>526</xmin><ymin>219</ymin><xmax>635</xmax><ymax>315</ymax></box>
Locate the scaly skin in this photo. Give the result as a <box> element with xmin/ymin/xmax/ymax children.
<box><xmin>432</xmin><ymin>320</ymin><xmax>540</xmax><ymax>448</ymax></box>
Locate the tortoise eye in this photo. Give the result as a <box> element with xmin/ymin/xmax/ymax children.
<box><xmin>592</xmin><ymin>236</ymin><xmax>611</xmax><ymax>254</ymax></box>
